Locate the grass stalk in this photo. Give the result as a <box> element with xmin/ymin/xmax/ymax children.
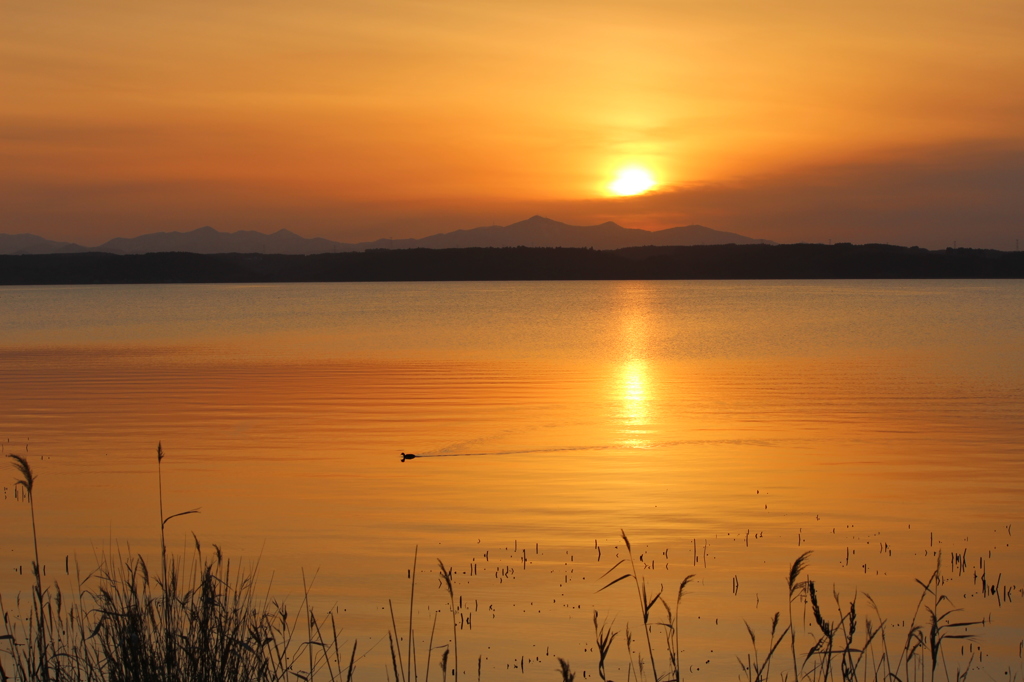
<box><xmin>438</xmin><ymin>561</ymin><xmax>458</xmax><ymax>682</ymax></box>
<box><xmin>424</xmin><ymin>610</ymin><xmax>439</xmax><ymax>682</ymax></box>
<box><xmin>787</xmin><ymin>551</ymin><xmax>811</xmax><ymax>682</ymax></box>
<box><xmin>593</xmin><ymin>611</ymin><xmax>617</xmax><ymax>682</ymax></box>
<box><xmin>389</xmin><ymin>600</ymin><xmax>406</xmax><ymax>682</ymax></box>
<box><xmin>156</xmin><ymin>442</ymin><xmax>170</xmax><ymax>679</ymax></box>
<box><xmin>9</xmin><ymin>454</ymin><xmax>47</xmax><ymax>682</ymax></box>
<box><xmin>669</xmin><ymin>575</ymin><xmax>695</xmax><ymax>682</ymax></box>
<box><xmin>4</xmin><ymin>453</ymin><xmax>994</xmax><ymax>682</ymax></box>
<box><xmin>598</xmin><ymin>531</ymin><xmax>660</xmax><ymax>682</ymax></box>
<box><xmin>408</xmin><ymin>547</ymin><xmax>418</xmax><ymax>682</ymax></box>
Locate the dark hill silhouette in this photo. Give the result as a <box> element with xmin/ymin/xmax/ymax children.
<box><xmin>0</xmin><ymin>233</ymin><xmax>88</xmax><ymax>255</ymax></box>
<box><xmin>355</xmin><ymin>216</ymin><xmax>770</xmax><ymax>250</ymax></box>
<box><xmin>94</xmin><ymin>226</ymin><xmax>342</xmax><ymax>255</ymax></box>
<box><xmin>2</xmin><ymin>244</ymin><xmax>1021</xmax><ymax>285</ymax></box>
<box><xmin>0</xmin><ymin>217</ymin><xmax>770</xmax><ymax>255</ymax></box>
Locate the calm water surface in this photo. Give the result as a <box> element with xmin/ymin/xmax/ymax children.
<box><xmin>2</xmin><ymin>281</ymin><xmax>1023</xmax><ymax>679</ymax></box>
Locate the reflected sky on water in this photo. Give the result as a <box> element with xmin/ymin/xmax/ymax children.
<box><xmin>2</xmin><ymin>281</ymin><xmax>1022</xmax><ymax>679</ymax></box>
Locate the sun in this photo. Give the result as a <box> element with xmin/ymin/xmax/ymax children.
<box><xmin>609</xmin><ymin>167</ymin><xmax>656</xmax><ymax>196</ymax></box>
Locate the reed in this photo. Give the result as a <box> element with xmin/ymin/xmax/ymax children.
<box><xmin>556</xmin><ymin>658</ymin><xmax>575</xmax><ymax>682</ymax></box>
<box><xmin>155</xmin><ymin>443</ymin><xmax>198</xmax><ymax>679</ymax></box>
<box><xmin>663</xmin><ymin>575</ymin><xmax>695</xmax><ymax>682</ymax></box>
<box><xmin>8</xmin><ymin>455</ymin><xmax>47</xmax><ymax>682</ymax></box>
<box><xmin>437</xmin><ymin>561</ymin><xmax>459</xmax><ymax>682</ymax></box>
<box><xmin>587</xmin><ymin>535</ymin><xmax>982</xmax><ymax>682</ymax></box>
<box><xmin>2</xmin><ymin>452</ymin><xmax>991</xmax><ymax>682</ymax></box>
<box><xmin>2</xmin><ymin>449</ymin><xmax>353</xmax><ymax>682</ymax></box>
<box><xmin>386</xmin><ymin>547</ymin><xmax>443</xmax><ymax>682</ymax></box>
<box><xmin>738</xmin><ymin>611</ymin><xmax>790</xmax><ymax>682</ymax></box>
<box><xmin>787</xmin><ymin>551</ymin><xmax>812</xmax><ymax>682</ymax></box>
<box><xmin>592</xmin><ymin>611</ymin><xmax>617</xmax><ymax>682</ymax></box>
<box><xmin>738</xmin><ymin>551</ymin><xmax>981</xmax><ymax>682</ymax></box>
<box><xmin>598</xmin><ymin>531</ymin><xmax>663</xmax><ymax>682</ymax></box>
<box><xmin>1</xmin><ymin>529</ymin><xmax>331</xmax><ymax>682</ymax></box>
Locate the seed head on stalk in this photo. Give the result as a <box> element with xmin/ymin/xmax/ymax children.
<box><xmin>10</xmin><ymin>453</ymin><xmax>48</xmax><ymax>682</ymax></box>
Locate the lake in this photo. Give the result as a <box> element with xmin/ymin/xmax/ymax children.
<box><xmin>2</xmin><ymin>280</ymin><xmax>1022</xmax><ymax>680</ymax></box>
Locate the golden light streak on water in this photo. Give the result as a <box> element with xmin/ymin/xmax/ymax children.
<box><xmin>616</xmin><ymin>358</ymin><xmax>652</xmax><ymax>447</ymax></box>
<box><xmin>1</xmin><ymin>281</ymin><xmax>1022</xmax><ymax>680</ymax></box>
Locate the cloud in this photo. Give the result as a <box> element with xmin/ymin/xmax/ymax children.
<box><xmin>551</xmin><ymin>140</ymin><xmax>1024</xmax><ymax>250</ymax></box>
<box><xmin>2</xmin><ymin>140</ymin><xmax>1022</xmax><ymax>250</ymax></box>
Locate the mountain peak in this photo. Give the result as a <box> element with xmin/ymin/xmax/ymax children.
<box><xmin>512</xmin><ymin>215</ymin><xmax>564</xmax><ymax>226</ymax></box>
<box><xmin>1</xmin><ymin>218</ymin><xmax>770</xmax><ymax>255</ymax></box>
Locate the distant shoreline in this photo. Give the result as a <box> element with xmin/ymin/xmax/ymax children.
<box><xmin>2</xmin><ymin>244</ymin><xmax>1023</xmax><ymax>285</ymax></box>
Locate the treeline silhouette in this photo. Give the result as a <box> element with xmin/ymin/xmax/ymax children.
<box><xmin>2</xmin><ymin>244</ymin><xmax>1023</xmax><ymax>284</ymax></box>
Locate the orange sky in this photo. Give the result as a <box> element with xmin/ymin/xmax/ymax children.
<box><xmin>2</xmin><ymin>1</ymin><xmax>1023</xmax><ymax>248</ymax></box>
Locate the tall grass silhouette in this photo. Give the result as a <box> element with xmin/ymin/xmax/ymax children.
<box><xmin>1</xmin><ymin>447</ymin><xmax>351</xmax><ymax>682</ymax></box>
<box><xmin>597</xmin><ymin>530</ymin><xmax>695</xmax><ymax>682</ymax></box>
<box><xmin>7</xmin><ymin>454</ymin><xmax>47</xmax><ymax>682</ymax></box>
<box><xmin>736</xmin><ymin>552</ymin><xmax>980</xmax><ymax>682</ymax></box>
<box><xmin>2</xmin><ymin>452</ymin><xmax>988</xmax><ymax>682</ymax></box>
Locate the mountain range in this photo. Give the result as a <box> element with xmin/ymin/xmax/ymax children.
<box><xmin>0</xmin><ymin>216</ymin><xmax>772</xmax><ymax>255</ymax></box>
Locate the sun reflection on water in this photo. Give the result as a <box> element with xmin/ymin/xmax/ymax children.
<box><xmin>613</xmin><ymin>283</ymin><xmax>656</xmax><ymax>448</ymax></box>
<box><xmin>617</xmin><ymin>358</ymin><xmax>654</xmax><ymax>448</ymax></box>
